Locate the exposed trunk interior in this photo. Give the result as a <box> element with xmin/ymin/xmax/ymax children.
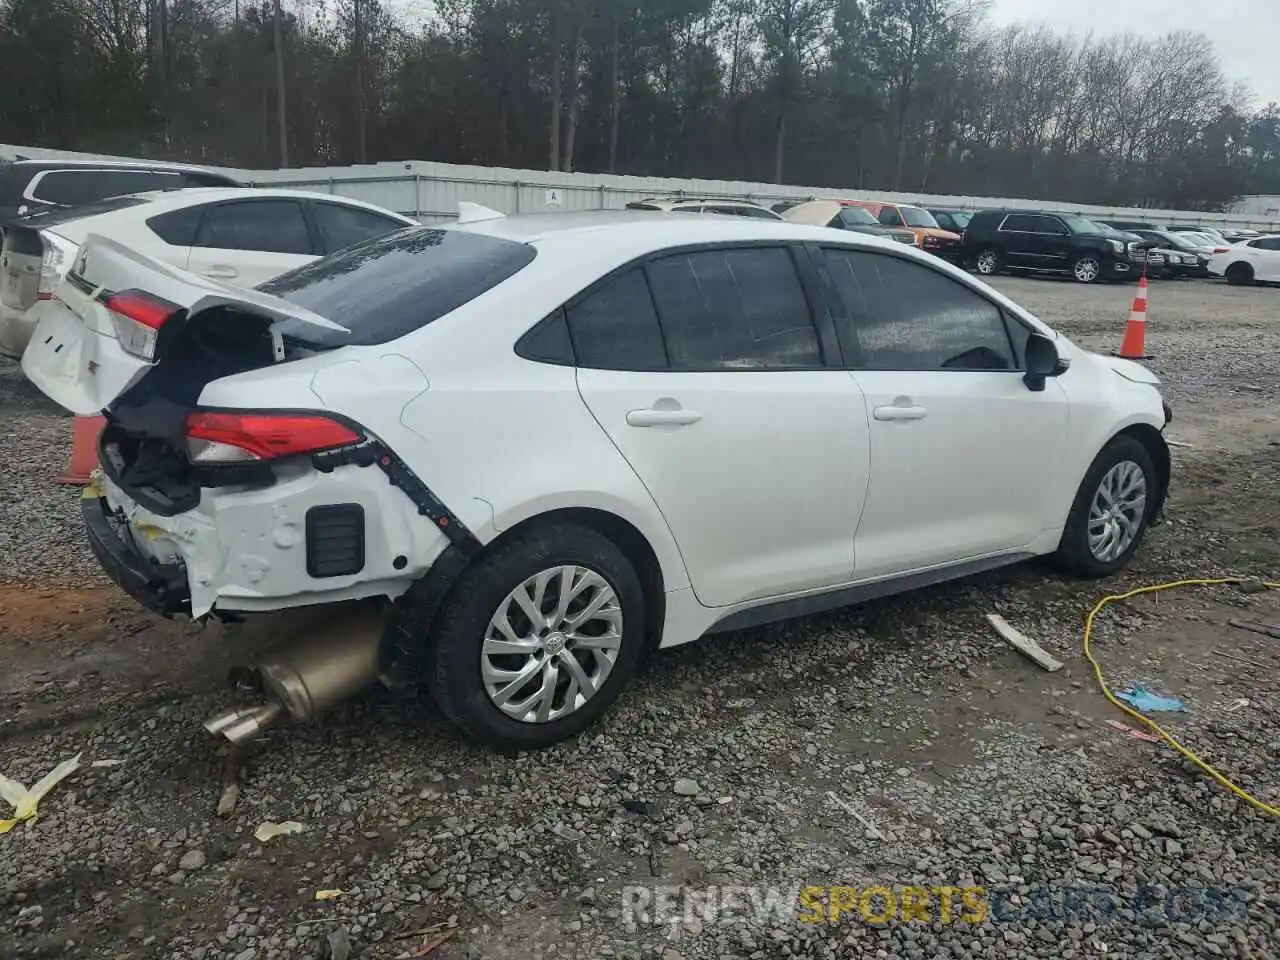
<box><xmin>103</xmin><ymin>307</ymin><xmax>287</xmax><ymax>515</ymax></box>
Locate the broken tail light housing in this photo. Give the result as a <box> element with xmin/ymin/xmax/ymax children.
<box><xmin>186</xmin><ymin>411</ymin><xmax>364</xmax><ymax>464</ymax></box>
<box><xmin>102</xmin><ymin>289</ymin><xmax>182</xmax><ymax>361</ymax></box>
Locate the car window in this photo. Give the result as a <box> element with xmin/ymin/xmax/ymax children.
<box><xmin>261</xmin><ymin>226</ymin><xmax>537</xmax><ymax>348</ymax></box>
<box><xmin>999</xmin><ymin>214</ymin><xmax>1036</xmax><ymax>232</ymax></box>
<box><xmin>820</xmin><ymin>247</ymin><xmax>1016</xmax><ymax>372</ymax></box>
<box><xmin>194</xmin><ymin>199</ymin><xmax>313</xmax><ymax>255</ymax></box>
<box><xmin>702</xmin><ymin>204</ymin><xmax>777</xmax><ymax>220</ymax></box>
<box><xmin>931</xmin><ymin>212</ymin><xmax>954</xmax><ymax>230</ymax></box>
<box><xmin>1249</xmin><ymin>237</ymin><xmax>1280</xmax><ymax>250</ymax></box>
<box><xmin>876</xmin><ymin>207</ymin><xmax>904</xmax><ymax>227</ymax></box>
<box><xmin>838</xmin><ymin>206</ymin><xmax>879</xmax><ymax>226</ymax></box>
<box><xmin>644</xmin><ymin>246</ymin><xmax>821</xmax><ymax>369</ymax></box>
<box><xmin>565</xmin><ymin>267</ymin><xmax>668</xmax><ymax>370</ymax></box>
<box><xmin>900</xmin><ymin>206</ymin><xmax>939</xmax><ymax>228</ymax></box>
<box><xmin>181</xmin><ymin>172</ymin><xmax>239</xmax><ymax>188</ymax></box>
<box><xmin>312</xmin><ymin>201</ymin><xmax>407</xmax><ymax>254</ymax></box>
<box><xmin>11</xmin><ymin>194</ymin><xmax>149</xmax><ymax>227</ymax></box>
<box><xmin>146</xmin><ymin>205</ymin><xmax>206</xmax><ymax>246</ymax></box>
<box><xmin>30</xmin><ymin>169</ymin><xmax>178</xmax><ymax>206</ymax></box>
<box><xmin>1028</xmin><ymin>215</ymin><xmax>1066</xmax><ymax>235</ymax></box>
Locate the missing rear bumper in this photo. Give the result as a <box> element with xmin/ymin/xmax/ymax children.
<box><xmin>81</xmin><ymin>494</ymin><xmax>190</xmax><ymax>616</ymax></box>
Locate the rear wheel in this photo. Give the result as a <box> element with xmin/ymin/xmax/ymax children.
<box><xmin>423</xmin><ymin>522</ymin><xmax>646</xmax><ymax>749</ymax></box>
<box><xmin>1054</xmin><ymin>435</ymin><xmax>1156</xmax><ymax>578</ymax></box>
<box><xmin>1072</xmin><ymin>255</ymin><xmax>1102</xmax><ymax>283</ymax></box>
<box><xmin>974</xmin><ymin>247</ymin><xmax>1002</xmax><ymax>276</ymax></box>
<box><xmin>1225</xmin><ymin>262</ymin><xmax>1254</xmax><ymax>286</ymax></box>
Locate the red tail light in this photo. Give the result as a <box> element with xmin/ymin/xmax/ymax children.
<box><xmin>186</xmin><ymin>411</ymin><xmax>363</xmax><ymax>463</ymax></box>
<box><xmin>102</xmin><ymin>289</ymin><xmax>182</xmax><ymax>361</ymax></box>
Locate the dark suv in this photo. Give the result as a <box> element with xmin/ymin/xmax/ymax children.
<box><xmin>0</xmin><ymin>158</ymin><xmax>241</xmax><ymax>221</ymax></box>
<box><xmin>963</xmin><ymin>209</ymin><xmax>1142</xmax><ymax>283</ymax></box>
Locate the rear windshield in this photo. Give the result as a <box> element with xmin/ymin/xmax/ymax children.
<box><xmin>260</xmin><ymin>226</ymin><xmax>537</xmax><ymax>348</ymax></box>
<box><xmin>7</xmin><ymin>194</ymin><xmax>149</xmax><ymax>226</ymax></box>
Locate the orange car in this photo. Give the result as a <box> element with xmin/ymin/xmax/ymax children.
<box><xmin>839</xmin><ymin>200</ymin><xmax>963</xmax><ymax>260</ymax></box>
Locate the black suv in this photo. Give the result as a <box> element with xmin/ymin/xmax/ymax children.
<box><xmin>962</xmin><ymin>209</ymin><xmax>1142</xmax><ymax>283</ymax></box>
<box><xmin>0</xmin><ymin>158</ymin><xmax>241</xmax><ymax>221</ymax></box>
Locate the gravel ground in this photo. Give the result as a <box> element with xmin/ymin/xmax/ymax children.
<box><xmin>1</xmin><ymin>274</ymin><xmax>1278</xmax><ymax>960</ymax></box>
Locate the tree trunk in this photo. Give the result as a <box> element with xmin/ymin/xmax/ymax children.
<box><xmin>607</xmin><ymin>5</ymin><xmax>621</xmax><ymax>173</ymax></box>
<box><xmin>548</xmin><ymin>24</ymin><xmax>562</xmax><ymax>171</ymax></box>
<box><xmin>774</xmin><ymin>109</ymin><xmax>786</xmax><ymax>184</ymax></box>
<box><xmin>562</xmin><ymin>21</ymin><xmax>585</xmax><ymax>171</ymax></box>
<box><xmin>355</xmin><ymin>0</ymin><xmax>367</xmax><ymax>163</ymax></box>
<box><xmin>273</xmin><ymin>0</ymin><xmax>288</xmax><ymax>167</ymax></box>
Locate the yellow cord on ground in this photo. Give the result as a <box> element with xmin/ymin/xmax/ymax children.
<box><xmin>1084</xmin><ymin>577</ymin><xmax>1280</xmax><ymax>817</ymax></box>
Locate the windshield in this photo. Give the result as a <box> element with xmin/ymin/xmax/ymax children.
<box><xmin>1156</xmin><ymin>232</ymin><xmax>1196</xmax><ymax>250</ymax></box>
<box><xmin>947</xmin><ymin>211</ymin><xmax>973</xmax><ymax>228</ymax></box>
<box><xmin>1063</xmin><ymin>215</ymin><xmax>1107</xmax><ymax>234</ymax></box>
<box><xmin>900</xmin><ymin>206</ymin><xmax>939</xmax><ymax>228</ymax></box>
<box><xmin>838</xmin><ymin>205</ymin><xmax>879</xmax><ymax>226</ymax></box>
<box><xmin>261</xmin><ymin>225</ymin><xmax>537</xmax><ymax>348</ymax></box>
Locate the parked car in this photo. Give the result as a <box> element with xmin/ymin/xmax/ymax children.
<box><xmin>625</xmin><ymin>197</ymin><xmax>782</xmax><ymax>220</ymax></box>
<box><xmin>1100</xmin><ymin>220</ymin><xmax>1159</xmax><ymax>233</ymax></box>
<box><xmin>779</xmin><ymin>199</ymin><xmax>918</xmax><ymax>246</ymax></box>
<box><xmin>962</xmin><ymin>209</ymin><xmax>1145</xmax><ymax>283</ymax></box>
<box><xmin>1128</xmin><ymin>229</ymin><xmax>1209</xmax><ymax>279</ymax></box>
<box><xmin>1088</xmin><ymin>222</ymin><xmax>1152</xmax><ymax>271</ymax></box>
<box><xmin>839</xmin><ymin>200</ymin><xmax>962</xmax><ymax>260</ymax></box>
<box><xmin>0</xmin><ymin>158</ymin><xmax>241</xmax><ymax>221</ymax></box>
<box><xmin>1207</xmin><ymin>234</ymin><xmax>1280</xmax><ymax>285</ymax></box>
<box><xmin>23</xmin><ymin>207</ymin><xmax>1172</xmax><ymax>749</ymax></box>
<box><xmin>927</xmin><ymin>208</ymin><xmax>976</xmax><ymax>234</ymax></box>
<box><xmin>1166</xmin><ymin>225</ymin><xmax>1233</xmax><ymax>247</ymax></box>
<box><xmin>1168</xmin><ymin>231</ymin><xmax>1230</xmax><ymax>258</ymax></box>
<box><xmin>0</xmin><ymin>187</ymin><xmax>416</xmax><ymax>358</ymax></box>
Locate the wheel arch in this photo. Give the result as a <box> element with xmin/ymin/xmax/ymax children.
<box><xmin>1112</xmin><ymin>423</ymin><xmax>1171</xmax><ymax>523</ymax></box>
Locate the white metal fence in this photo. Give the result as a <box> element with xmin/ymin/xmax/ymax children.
<box><xmin>6</xmin><ymin>142</ymin><xmax>1279</xmax><ymax>231</ymax></box>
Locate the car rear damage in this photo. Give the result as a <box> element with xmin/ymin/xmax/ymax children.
<box><xmin>23</xmin><ymin>233</ymin><xmax>479</xmax><ymax>743</ymax></box>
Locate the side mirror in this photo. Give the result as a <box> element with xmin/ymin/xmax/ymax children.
<box><xmin>1023</xmin><ymin>333</ymin><xmax>1067</xmax><ymax>392</ymax></box>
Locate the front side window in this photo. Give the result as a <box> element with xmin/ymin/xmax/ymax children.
<box><xmin>899</xmin><ymin>206</ymin><xmax>939</xmax><ymax>228</ymax></box>
<box><xmin>821</xmin><ymin>247</ymin><xmax>1017</xmax><ymax>372</ymax></box>
<box><xmin>645</xmin><ymin>247</ymin><xmax>822</xmax><ymax>369</ymax></box>
<box><xmin>1000</xmin><ymin>214</ymin><xmax>1036</xmax><ymax>232</ymax></box>
<box><xmin>876</xmin><ymin>206</ymin><xmax>905</xmax><ymax>227</ymax></box>
<box><xmin>194</xmin><ymin>200</ymin><xmax>313</xmax><ymax>255</ymax></box>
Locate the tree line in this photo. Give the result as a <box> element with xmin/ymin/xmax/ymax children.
<box><xmin>3</xmin><ymin>0</ymin><xmax>1279</xmax><ymax>210</ymax></box>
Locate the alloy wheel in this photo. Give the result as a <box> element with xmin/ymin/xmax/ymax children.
<box><xmin>480</xmin><ymin>565</ymin><xmax>623</xmax><ymax>723</ymax></box>
<box><xmin>1087</xmin><ymin>460</ymin><xmax>1147</xmax><ymax>562</ymax></box>
<box><xmin>1074</xmin><ymin>257</ymin><xmax>1101</xmax><ymax>283</ymax></box>
<box><xmin>976</xmin><ymin>250</ymin><xmax>999</xmax><ymax>274</ymax></box>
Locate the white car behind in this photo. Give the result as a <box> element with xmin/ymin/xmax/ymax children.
<box><xmin>22</xmin><ymin>208</ymin><xmax>1172</xmax><ymax>749</ymax></box>
<box><xmin>0</xmin><ymin>187</ymin><xmax>417</xmax><ymax>358</ymax></box>
<box><xmin>1207</xmin><ymin>234</ymin><xmax>1280</xmax><ymax>285</ymax></box>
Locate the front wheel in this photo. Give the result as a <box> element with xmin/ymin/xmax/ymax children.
<box><xmin>974</xmin><ymin>247</ymin><xmax>1003</xmax><ymax>275</ymax></box>
<box><xmin>423</xmin><ymin>522</ymin><xmax>646</xmax><ymax>749</ymax></box>
<box><xmin>1072</xmin><ymin>255</ymin><xmax>1102</xmax><ymax>283</ymax></box>
<box><xmin>1053</xmin><ymin>435</ymin><xmax>1156</xmax><ymax>578</ymax></box>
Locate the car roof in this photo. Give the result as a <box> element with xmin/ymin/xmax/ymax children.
<box><xmin>8</xmin><ymin>157</ymin><xmax>232</xmax><ymax>175</ymax></box>
<box><xmin>125</xmin><ymin>186</ymin><xmax>415</xmax><ymax>217</ymax></box>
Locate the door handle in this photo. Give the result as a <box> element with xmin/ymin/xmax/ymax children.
<box><xmin>873</xmin><ymin>404</ymin><xmax>928</xmax><ymax>422</ymax></box>
<box><xmin>626</xmin><ymin>408</ymin><xmax>703</xmax><ymax>427</ymax></box>
<box><xmin>204</xmin><ymin>265</ymin><xmax>239</xmax><ymax>279</ymax></box>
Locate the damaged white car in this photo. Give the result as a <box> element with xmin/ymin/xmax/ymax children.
<box><xmin>23</xmin><ymin>207</ymin><xmax>1172</xmax><ymax>749</ymax></box>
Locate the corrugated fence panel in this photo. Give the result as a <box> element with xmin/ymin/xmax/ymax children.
<box><xmin>6</xmin><ymin>143</ymin><xmax>1280</xmax><ymax>230</ymax></box>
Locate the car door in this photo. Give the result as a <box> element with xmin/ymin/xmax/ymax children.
<box><xmin>996</xmin><ymin>213</ymin><xmax>1038</xmax><ymax>267</ymax></box>
<box><xmin>1032</xmin><ymin>215</ymin><xmax>1074</xmax><ymax>269</ymax></box>
<box><xmin>572</xmin><ymin>244</ymin><xmax>871</xmax><ymax>609</ymax></box>
<box><xmin>1249</xmin><ymin>237</ymin><xmax>1280</xmax><ymax>280</ymax></box>
<box><xmin>814</xmin><ymin>244</ymin><xmax>1069</xmax><ymax>579</ymax></box>
<box><xmin>309</xmin><ymin>200</ymin><xmax>412</xmax><ymax>254</ymax></box>
<box><xmin>186</xmin><ymin>198</ymin><xmax>317</xmax><ymax>286</ymax></box>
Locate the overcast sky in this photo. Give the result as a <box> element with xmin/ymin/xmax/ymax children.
<box><xmin>985</xmin><ymin>0</ymin><xmax>1280</xmax><ymax>106</ymax></box>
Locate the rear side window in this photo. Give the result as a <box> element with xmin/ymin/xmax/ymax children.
<box><xmin>821</xmin><ymin>247</ymin><xmax>1016</xmax><ymax>371</ymax></box>
<box><xmin>30</xmin><ymin>169</ymin><xmax>177</xmax><ymax>205</ymax></box>
<box><xmin>147</xmin><ymin>205</ymin><xmax>206</xmax><ymax>246</ymax></box>
<box><xmin>312</xmin><ymin>202</ymin><xmax>408</xmax><ymax>254</ymax></box>
<box><xmin>261</xmin><ymin>227</ymin><xmax>537</xmax><ymax>348</ymax></box>
<box><xmin>195</xmin><ymin>200</ymin><xmax>313</xmax><ymax>254</ymax></box>
<box><xmin>646</xmin><ymin>247</ymin><xmax>821</xmax><ymax>369</ymax></box>
<box><xmin>565</xmin><ymin>267</ymin><xmax>668</xmax><ymax>370</ymax></box>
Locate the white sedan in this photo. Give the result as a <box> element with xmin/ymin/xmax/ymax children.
<box><xmin>1207</xmin><ymin>234</ymin><xmax>1280</xmax><ymax>285</ymax></box>
<box><xmin>0</xmin><ymin>187</ymin><xmax>417</xmax><ymax>358</ymax></box>
<box><xmin>23</xmin><ymin>207</ymin><xmax>1172</xmax><ymax>749</ymax></box>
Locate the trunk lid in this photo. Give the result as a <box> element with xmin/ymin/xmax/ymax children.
<box><xmin>22</xmin><ymin>233</ymin><xmax>347</xmax><ymax>416</ymax></box>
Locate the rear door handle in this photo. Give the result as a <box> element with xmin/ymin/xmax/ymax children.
<box><xmin>873</xmin><ymin>404</ymin><xmax>928</xmax><ymax>422</ymax></box>
<box><xmin>204</xmin><ymin>265</ymin><xmax>239</xmax><ymax>279</ymax></box>
<box><xmin>626</xmin><ymin>408</ymin><xmax>703</xmax><ymax>427</ymax></box>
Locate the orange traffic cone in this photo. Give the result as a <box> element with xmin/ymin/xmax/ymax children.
<box><xmin>1115</xmin><ymin>271</ymin><xmax>1152</xmax><ymax>360</ymax></box>
<box><xmin>56</xmin><ymin>415</ymin><xmax>106</xmax><ymax>486</ymax></box>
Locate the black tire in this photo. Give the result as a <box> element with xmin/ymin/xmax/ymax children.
<box><xmin>1053</xmin><ymin>435</ymin><xmax>1157</xmax><ymax>579</ymax></box>
<box><xmin>974</xmin><ymin>247</ymin><xmax>1003</xmax><ymax>276</ymax></box>
<box><xmin>1072</xmin><ymin>255</ymin><xmax>1102</xmax><ymax>284</ymax></box>
<box><xmin>1225</xmin><ymin>262</ymin><xmax>1254</xmax><ymax>286</ymax></box>
<box><xmin>422</xmin><ymin>521</ymin><xmax>646</xmax><ymax>749</ymax></box>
